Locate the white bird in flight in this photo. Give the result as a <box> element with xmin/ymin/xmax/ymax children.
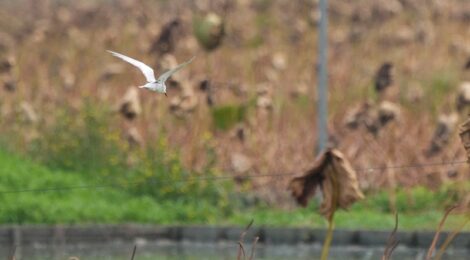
<box><xmin>107</xmin><ymin>50</ymin><xmax>194</xmax><ymax>96</ymax></box>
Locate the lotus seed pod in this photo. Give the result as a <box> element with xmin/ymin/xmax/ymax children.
<box><xmin>193</xmin><ymin>13</ymin><xmax>224</xmax><ymax>51</ymax></box>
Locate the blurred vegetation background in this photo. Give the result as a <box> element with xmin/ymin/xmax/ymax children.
<box><xmin>0</xmin><ymin>0</ymin><xmax>469</xmax><ymax>228</ymax></box>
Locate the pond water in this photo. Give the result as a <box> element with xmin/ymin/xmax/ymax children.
<box><xmin>1</xmin><ymin>242</ymin><xmax>469</xmax><ymax>260</ymax></box>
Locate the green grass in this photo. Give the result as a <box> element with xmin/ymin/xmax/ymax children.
<box><xmin>228</xmin><ymin>206</ymin><xmax>469</xmax><ymax>231</ymax></box>
<box><xmin>0</xmin><ymin>148</ymin><xmax>468</xmax><ymax>230</ymax></box>
<box><xmin>0</xmin><ymin>149</ymin><xmax>227</xmax><ymax>224</ymax></box>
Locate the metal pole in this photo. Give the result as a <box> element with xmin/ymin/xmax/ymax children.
<box><xmin>317</xmin><ymin>0</ymin><xmax>328</xmax><ymax>154</ymax></box>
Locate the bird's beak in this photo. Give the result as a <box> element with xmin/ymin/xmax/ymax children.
<box><xmin>164</xmin><ymin>93</ymin><xmax>168</xmax><ymax>97</ymax></box>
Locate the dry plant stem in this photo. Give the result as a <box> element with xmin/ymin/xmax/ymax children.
<box><xmin>249</xmin><ymin>236</ymin><xmax>259</xmax><ymax>260</ymax></box>
<box><xmin>386</xmin><ymin>162</ymin><xmax>397</xmax><ymax>213</ymax></box>
<box><xmin>237</xmin><ymin>242</ymin><xmax>246</xmax><ymax>260</ymax></box>
<box><xmin>387</xmin><ymin>129</ymin><xmax>400</xmax><ymax>208</ymax></box>
<box><xmin>320</xmin><ymin>165</ymin><xmax>338</xmax><ymax>260</ymax></box>
<box><xmin>435</xmin><ymin>218</ymin><xmax>469</xmax><ymax>260</ymax></box>
<box><xmin>320</xmin><ymin>213</ymin><xmax>335</xmax><ymax>260</ymax></box>
<box><xmin>382</xmin><ymin>212</ymin><xmax>399</xmax><ymax>260</ymax></box>
<box><xmin>130</xmin><ymin>245</ymin><xmax>137</xmax><ymax>260</ymax></box>
<box><xmin>237</xmin><ymin>219</ymin><xmax>254</xmax><ymax>260</ymax></box>
<box><xmin>425</xmin><ymin>206</ymin><xmax>458</xmax><ymax>260</ymax></box>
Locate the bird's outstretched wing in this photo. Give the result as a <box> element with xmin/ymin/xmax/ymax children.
<box><xmin>158</xmin><ymin>56</ymin><xmax>195</xmax><ymax>82</ymax></box>
<box><xmin>107</xmin><ymin>50</ymin><xmax>156</xmax><ymax>82</ymax></box>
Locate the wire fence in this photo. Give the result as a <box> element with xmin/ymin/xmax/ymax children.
<box><xmin>0</xmin><ymin>159</ymin><xmax>466</xmax><ymax>195</ymax></box>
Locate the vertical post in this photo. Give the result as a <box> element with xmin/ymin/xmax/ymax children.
<box><xmin>317</xmin><ymin>0</ymin><xmax>328</xmax><ymax>154</ymax></box>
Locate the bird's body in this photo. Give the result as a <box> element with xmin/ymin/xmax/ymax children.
<box><xmin>140</xmin><ymin>79</ymin><xmax>166</xmax><ymax>93</ymax></box>
<box><xmin>107</xmin><ymin>50</ymin><xmax>194</xmax><ymax>96</ymax></box>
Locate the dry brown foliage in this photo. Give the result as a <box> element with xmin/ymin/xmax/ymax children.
<box><xmin>0</xmin><ymin>0</ymin><xmax>468</xmax><ymax>202</ymax></box>
<box><xmin>288</xmin><ymin>149</ymin><xmax>364</xmax><ymax>220</ymax></box>
<box><xmin>118</xmin><ymin>87</ymin><xmax>141</xmax><ymax>120</ymax></box>
<box><xmin>458</xmin><ymin>116</ymin><xmax>470</xmax><ymax>163</ymax></box>
<box><xmin>374</xmin><ymin>62</ymin><xmax>394</xmax><ymax>94</ymax></box>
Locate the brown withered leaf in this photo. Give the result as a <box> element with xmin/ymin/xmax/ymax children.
<box><xmin>344</xmin><ymin>101</ymin><xmax>400</xmax><ymax>136</ymax></box>
<box><xmin>458</xmin><ymin>115</ymin><xmax>470</xmax><ymax>163</ymax></box>
<box><xmin>425</xmin><ymin>113</ymin><xmax>459</xmax><ymax>157</ymax></box>
<box><xmin>374</xmin><ymin>62</ymin><xmax>393</xmax><ymax>93</ymax></box>
<box><xmin>456</xmin><ymin>82</ymin><xmax>470</xmax><ymax>112</ymax></box>
<box><xmin>148</xmin><ymin>18</ymin><xmax>181</xmax><ymax>55</ymax></box>
<box><xmin>3</xmin><ymin>75</ymin><xmax>16</xmax><ymax>92</ymax></box>
<box><xmin>378</xmin><ymin>101</ymin><xmax>400</xmax><ymax>126</ymax></box>
<box><xmin>288</xmin><ymin>149</ymin><xmax>364</xmax><ymax>220</ymax></box>
<box><xmin>344</xmin><ymin>102</ymin><xmax>372</xmax><ymax>129</ymax></box>
<box><xmin>0</xmin><ymin>55</ymin><xmax>15</xmax><ymax>73</ymax></box>
<box><xmin>118</xmin><ymin>87</ymin><xmax>141</xmax><ymax>120</ymax></box>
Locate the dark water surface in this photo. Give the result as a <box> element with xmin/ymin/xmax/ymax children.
<box><xmin>1</xmin><ymin>242</ymin><xmax>469</xmax><ymax>260</ymax></box>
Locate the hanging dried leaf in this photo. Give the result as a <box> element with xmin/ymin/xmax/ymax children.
<box><xmin>256</xmin><ymin>95</ymin><xmax>272</xmax><ymax>110</ymax></box>
<box><xmin>378</xmin><ymin>101</ymin><xmax>400</xmax><ymax>126</ymax></box>
<box><xmin>233</xmin><ymin>124</ymin><xmax>246</xmax><ymax>142</ymax></box>
<box><xmin>456</xmin><ymin>82</ymin><xmax>470</xmax><ymax>112</ymax></box>
<box><xmin>148</xmin><ymin>18</ymin><xmax>181</xmax><ymax>55</ymax></box>
<box><xmin>199</xmin><ymin>79</ymin><xmax>210</xmax><ymax>92</ymax></box>
<box><xmin>458</xmin><ymin>115</ymin><xmax>470</xmax><ymax>163</ymax></box>
<box><xmin>288</xmin><ymin>149</ymin><xmax>364</xmax><ymax>220</ymax></box>
<box><xmin>2</xmin><ymin>75</ymin><xmax>16</xmax><ymax>92</ymax></box>
<box><xmin>0</xmin><ymin>55</ymin><xmax>15</xmax><ymax>73</ymax></box>
<box><xmin>425</xmin><ymin>113</ymin><xmax>459</xmax><ymax>157</ymax></box>
<box><xmin>344</xmin><ymin>101</ymin><xmax>400</xmax><ymax>135</ymax></box>
<box><xmin>344</xmin><ymin>102</ymin><xmax>372</xmax><ymax>129</ymax></box>
<box><xmin>169</xmin><ymin>85</ymin><xmax>199</xmax><ymax>117</ymax></box>
<box><xmin>118</xmin><ymin>87</ymin><xmax>141</xmax><ymax>120</ymax></box>
<box><xmin>374</xmin><ymin>62</ymin><xmax>393</xmax><ymax>93</ymax></box>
